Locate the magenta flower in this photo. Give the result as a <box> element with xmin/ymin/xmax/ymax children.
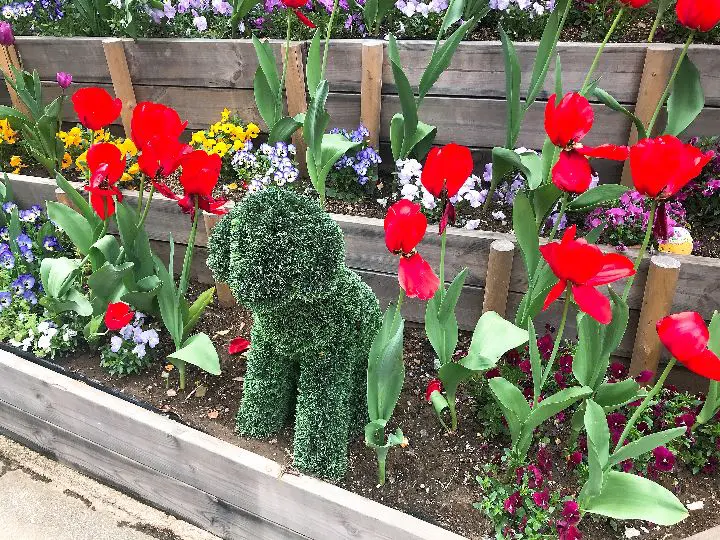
<box><xmin>675</xmin><ymin>412</ymin><xmax>696</xmax><ymax>434</ymax></box>
<box><xmin>635</xmin><ymin>370</ymin><xmax>654</xmax><ymax>384</ymax></box>
<box><xmin>0</xmin><ymin>22</ymin><xmax>14</xmax><ymax>46</ymax></box>
<box><xmin>504</xmin><ymin>491</ymin><xmax>521</xmax><ymax>515</ymax></box>
<box><xmin>532</xmin><ymin>489</ymin><xmax>550</xmax><ymax>509</ymax></box>
<box><xmin>609</xmin><ymin>361</ymin><xmax>628</xmax><ymax>380</ymax></box>
<box><xmin>621</xmin><ymin>459</ymin><xmax>634</xmax><ymax>472</ymax></box>
<box><xmin>537</xmin><ymin>446</ymin><xmax>552</xmax><ymax>475</ymax></box>
<box><xmin>568</xmin><ymin>451</ymin><xmax>582</xmax><ymax>469</ymax></box>
<box><xmin>559</xmin><ymin>354</ymin><xmax>573</xmax><ymax>373</ymax></box>
<box><xmin>652</xmin><ymin>446</ymin><xmax>676</xmax><ymax>472</ymax></box>
<box><xmin>519</xmin><ymin>359</ymin><xmax>531</xmax><ymax>374</ymax></box>
<box><xmin>56</xmin><ymin>72</ymin><xmax>73</xmax><ymax>90</ymax></box>
<box><xmin>527</xmin><ymin>464</ymin><xmax>543</xmax><ymax>488</ymax></box>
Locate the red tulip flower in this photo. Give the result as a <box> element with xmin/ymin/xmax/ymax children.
<box><xmin>630</xmin><ymin>135</ymin><xmax>712</xmax><ymax>199</ymax></box>
<box><xmin>545</xmin><ymin>92</ymin><xmax>629</xmax><ymax>194</ymax></box>
<box><xmin>138</xmin><ymin>135</ymin><xmax>192</xmax><ymax>179</ymax></box>
<box><xmin>384</xmin><ymin>200</ymin><xmax>439</xmax><ymax>300</ymax></box>
<box><xmin>105</xmin><ymin>302</ymin><xmax>134</xmax><ymax>331</ymax></box>
<box><xmin>153</xmin><ymin>150</ymin><xmax>227</xmax><ymax>221</ymax></box>
<box><xmin>620</xmin><ymin>0</ymin><xmax>652</xmax><ymax>7</ymax></box>
<box><xmin>71</xmin><ymin>87</ymin><xmax>122</xmax><ymax>131</ymax></box>
<box><xmin>281</xmin><ymin>0</ymin><xmax>316</xmax><ymax>28</ymax></box>
<box><xmin>131</xmin><ymin>102</ymin><xmax>187</xmax><ymax>151</ymax></box>
<box><xmin>426</xmin><ymin>378</ymin><xmax>443</xmax><ymax>402</ymax></box>
<box><xmin>657</xmin><ymin>312</ymin><xmax>720</xmax><ymax>381</ymax></box>
<box><xmin>676</xmin><ymin>0</ymin><xmax>720</xmax><ymax>32</ymax></box>
<box><xmin>420</xmin><ymin>143</ymin><xmax>473</xmax><ymax>233</ymax></box>
<box><xmin>85</xmin><ymin>143</ymin><xmax>126</xmax><ymax>220</ymax></box>
<box><xmin>540</xmin><ymin>225</ymin><xmax>635</xmax><ymax>324</ymax></box>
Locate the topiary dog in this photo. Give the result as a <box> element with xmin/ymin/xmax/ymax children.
<box><xmin>207</xmin><ymin>187</ymin><xmax>381</xmax><ymax>478</ymax></box>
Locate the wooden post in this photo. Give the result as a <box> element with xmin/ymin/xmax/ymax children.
<box><xmin>621</xmin><ymin>44</ymin><xmax>677</xmax><ymax>186</ymax></box>
<box><xmin>102</xmin><ymin>38</ymin><xmax>137</xmax><ymax>138</ymax></box>
<box><xmin>202</xmin><ymin>210</ymin><xmax>236</xmax><ymax>308</ymax></box>
<box><xmin>54</xmin><ymin>187</ymin><xmax>76</xmax><ymax>211</ymax></box>
<box><xmin>360</xmin><ymin>41</ymin><xmax>383</xmax><ymax>149</ymax></box>
<box><xmin>282</xmin><ymin>42</ymin><xmax>308</xmax><ymax>176</ymax></box>
<box><xmin>482</xmin><ymin>239</ymin><xmax>515</xmax><ymax>317</ymax></box>
<box><xmin>629</xmin><ymin>254</ymin><xmax>681</xmax><ymax>377</ymax></box>
<box><xmin>0</xmin><ymin>44</ymin><xmax>28</xmax><ymax>114</ymax></box>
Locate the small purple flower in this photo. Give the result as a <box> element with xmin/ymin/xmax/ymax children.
<box><xmin>527</xmin><ymin>464</ymin><xmax>543</xmax><ymax>488</ymax></box>
<box><xmin>19</xmin><ymin>245</ymin><xmax>34</xmax><ymax>262</ymax></box>
<box><xmin>0</xmin><ymin>250</ymin><xmax>14</xmax><ymax>269</ymax></box>
<box><xmin>0</xmin><ymin>291</ymin><xmax>12</xmax><ymax>309</ymax></box>
<box><xmin>110</xmin><ymin>335</ymin><xmax>123</xmax><ymax>353</ymax></box>
<box><xmin>193</xmin><ymin>13</ymin><xmax>208</xmax><ymax>31</ymax></box>
<box><xmin>43</xmin><ymin>236</ymin><xmax>60</xmax><ymax>251</ymax></box>
<box><xmin>532</xmin><ymin>489</ymin><xmax>550</xmax><ymax>509</ymax></box>
<box><xmin>567</xmin><ymin>451</ymin><xmax>582</xmax><ymax>469</ymax></box>
<box><xmin>559</xmin><ymin>354</ymin><xmax>573</xmax><ymax>373</ymax></box>
<box><xmin>2</xmin><ymin>202</ymin><xmax>16</xmax><ymax>213</ymax></box>
<box><xmin>621</xmin><ymin>459</ymin><xmax>634</xmax><ymax>472</ymax></box>
<box><xmin>16</xmin><ymin>233</ymin><xmax>32</xmax><ymax>248</ymax></box>
<box><xmin>21</xmin><ymin>289</ymin><xmax>37</xmax><ymax>305</ymax></box>
<box><xmin>652</xmin><ymin>446</ymin><xmax>675</xmax><ymax>473</ymax></box>
<box><xmin>503</xmin><ymin>491</ymin><xmax>521</xmax><ymax>515</ymax></box>
<box><xmin>635</xmin><ymin>370</ymin><xmax>654</xmax><ymax>384</ymax></box>
<box><xmin>0</xmin><ymin>22</ymin><xmax>15</xmax><ymax>46</ymax></box>
<box><xmin>56</xmin><ymin>72</ymin><xmax>72</xmax><ymax>89</ymax></box>
<box><xmin>675</xmin><ymin>412</ymin><xmax>696</xmax><ymax>434</ymax></box>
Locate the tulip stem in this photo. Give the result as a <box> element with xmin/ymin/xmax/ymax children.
<box><xmin>178</xmin><ymin>198</ymin><xmax>200</xmax><ymax>300</ymax></box>
<box><xmin>320</xmin><ymin>0</ymin><xmax>340</xmax><ymax>82</ymax></box>
<box><xmin>137</xmin><ymin>176</ymin><xmax>145</xmax><ymax>214</ymax></box>
<box><xmin>547</xmin><ymin>192</ymin><xmax>569</xmax><ymax>242</ymax></box>
<box><xmin>613</xmin><ymin>357</ymin><xmax>676</xmax><ymax>453</ymax></box>
<box><xmin>391</xmin><ymin>288</ymin><xmax>405</xmax><ymax>330</ymax></box>
<box><xmin>647</xmin><ymin>31</ymin><xmax>695</xmax><ymax>136</ymax></box>
<box><xmin>581</xmin><ymin>7</ymin><xmax>625</xmax><ymax>95</ymax></box>
<box><xmin>535</xmin><ymin>291</ymin><xmax>570</xmax><ymax>405</ymax></box>
<box><xmin>138</xmin><ymin>184</ymin><xmax>155</xmax><ymax>230</ymax></box>
<box><xmin>279</xmin><ymin>9</ymin><xmax>292</xmax><ymax>105</ymax></box>
<box><xmin>439</xmin><ymin>228</ymin><xmax>447</xmax><ymax>301</ymax></box>
<box><xmin>648</xmin><ymin>8</ymin><xmax>663</xmax><ymax>43</ymax></box>
<box><xmin>623</xmin><ymin>198</ymin><xmax>657</xmax><ymax>300</ymax></box>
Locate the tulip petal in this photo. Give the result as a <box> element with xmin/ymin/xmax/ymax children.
<box><xmin>398</xmin><ymin>252</ymin><xmax>440</xmax><ymax>300</ymax></box>
<box><xmin>585</xmin><ymin>253</ymin><xmax>635</xmax><ymax>286</ymax></box>
<box><xmin>552</xmin><ymin>151</ymin><xmax>593</xmax><ymax>194</ymax></box>
<box><xmin>576</xmin><ymin>143</ymin><xmax>630</xmax><ymax>161</ymax></box>
<box><xmin>420</xmin><ymin>143</ymin><xmax>473</xmax><ymax>199</ymax></box>
<box><xmin>657</xmin><ymin>311</ymin><xmax>710</xmax><ymax>364</ymax></box>
<box><xmin>543</xmin><ymin>279</ymin><xmax>567</xmax><ymax>311</ymax></box>
<box><xmin>572</xmin><ymin>284</ymin><xmax>612</xmax><ymax>324</ymax></box>
<box><xmin>294</xmin><ymin>9</ymin><xmax>316</xmax><ymax>28</ymax></box>
<box><xmin>384</xmin><ymin>199</ymin><xmax>427</xmax><ymax>254</ymax></box>
<box><xmin>681</xmin><ymin>349</ymin><xmax>720</xmax><ymax>382</ymax></box>
<box><xmin>228</xmin><ymin>337</ymin><xmax>251</xmax><ymax>355</ymax></box>
<box><xmin>544</xmin><ymin>93</ymin><xmax>594</xmax><ymax>147</ymax></box>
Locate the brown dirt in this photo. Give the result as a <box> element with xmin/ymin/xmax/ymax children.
<box><xmin>39</xmin><ymin>282</ymin><xmax>720</xmax><ymax>540</ymax></box>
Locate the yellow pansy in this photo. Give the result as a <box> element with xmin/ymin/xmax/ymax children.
<box><xmin>93</xmin><ymin>129</ymin><xmax>111</xmax><ymax>142</ymax></box>
<box><xmin>208</xmin><ymin>130</ymin><xmax>215</xmax><ymax>138</ymax></box>
<box><xmin>213</xmin><ymin>141</ymin><xmax>230</xmax><ymax>157</ymax></box>
<box><xmin>120</xmin><ymin>173</ymin><xmax>133</xmax><ymax>182</ymax></box>
<box><xmin>227</xmin><ymin>183</ymin><xmax>238</xmax><ymax>190</ymax></box>
<box><xmin>128</xmin><ymin>163</ymin><xmax>140</xmax><ymax>175</ymax></box>
<box><xmin>232</xmin><ymin>126</ymin><xmax>246</xmax><ymax>141</ymax></box>
<box><xmin>76</xmin><ymin>151</ymin><xmax>88</xmax><ymax>172</ymax></box>
<box><xmin>116</xmin><ymin>138</ymin><xmax>137</xmax><ymax>157</ymax></box>
<box><xmin>203</xmin><ymin>138</ymin><xmax>215</xmax><ymax>151</ymax></box>
<box><xmin>0</xmin><ymin>119</ymin><xmax>17</xmax><ymax>144</ymax></box>
<box><xmin>60</xmin><ymin>126</ymin><xmax>83</xmax><ymax>148</ymax></box>
<box><xmin>191</xmin><ymin>131</ymin><xmax>206</xmax><ymax>145</ymax></box>
<box><xmin>246</xmin><ymin>123</ymin><xmax>260</xmax><ymax>138</ymax></box>
<box><xmin>61</xmin><ymin>152</ymin><xmax>72</xmax><ymax>169</ymax></box>
<box><xmin>221</xmin><ymin>123</ymin><xmax>234</xmax><ymax>135</ymax></box>
<box><xmin>9</xmin><ymin>155</ymin><xmax>25</xmax><ymax>174</ymax></box>
<box><xmin>232</xmin><ymin>140</ymin><xmax>244</xmax><ymax>151</ymax></box>
<box><xmin>221</xmin><ymin>108</ymin><xmax>231</xmax><ymax>122</ymax></box>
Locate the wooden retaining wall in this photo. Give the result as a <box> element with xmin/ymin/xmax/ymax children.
<box><xmin>8</xmin><ymin>173</ymin><xmax>720</xmax><ymax>367</ymax></box>
<box><xmin>0</xmin><ymin>348</ymin><xmax>466</xmax><ymax>540</ymax></box>
<box><xmin>4</xmin><ymin>37</ymin><xmax>720</xmax><ymax>181</ymax></box>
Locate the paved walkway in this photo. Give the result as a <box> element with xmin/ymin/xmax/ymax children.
<box><xmin>0</xmin><ymin>435</ymin><xmax>218</xmax><ymax>540</ymax></box>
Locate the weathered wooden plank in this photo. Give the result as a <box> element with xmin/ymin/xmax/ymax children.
<box><xmin>123</xmin><ymin>38</ymin><xmax>284</xmax><ymax>88</ymax></box>
<box><xmin>14</xmin><ymin>36</ymin><xmax>110</xmax><ymax>83</ymax></box>
<box><xmin>0</xmin><ymin>398</ymin><xmax>303</xmax><ymax>540</ymax></box>
<box><xmin>687</xmin><ymin>45</ymin><xmax>720</xmax><ymax>107</ymax></box>
<box><xmin>0</xmin><ymin>349</ymin><xmax>468</xmax><ymax>540</ymax></box>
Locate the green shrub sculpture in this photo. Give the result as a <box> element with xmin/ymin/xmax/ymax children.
<box><xmin>207</xmin><ymin>187</ymin><xmax>381</xmax><ymax>478</ymax></box>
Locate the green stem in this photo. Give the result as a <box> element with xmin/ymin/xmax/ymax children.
<box><xmin>391</xmin><ymin>288</ymin><xmax>405</xmax><ymax>330</ymax></box>
<box><xmin>178</xmin><ymin>198</ymin><xmax>200</xmax><ymax>299</ymax></box>
<box><xmin>622</xmin><ymin>199</ymin><xmax>657</xmax><ymax>300</ymax></box>
<box><xmin>279</xmin><ymin>9</ymin><xmax>292</xmax><ymax>104</ymax></box>
<box><xmin>547</xmin><ymin>192</ymin><xmax>569</xmax><ymax>242</ymax></box>
<box><xmin>535</xmin><ymin>291</ymin><xmax>571</xmax><ymax>404</ymax></box>
<box><xmin>137</xmin><ymin>184</ymin><xmax>155</xmax><ymax>230</ymax></box>
<box><xmin>647</xmin><ymin>31</ymin><xmax>695</xmax><ymax>135</ymax></box>
<box><xmin>613</xmin><ymin>358</ymin><xmax>676</xmax><ymax>453</ymax></box>
<box><xmin>377</xmin><ymin>448</ymin><xmax>387</xmax><ymax>485</ymax></box>
<box><xmin>439</xmin><ymin>228</ymin><xmax>447</xmax><ymax>301</ymax></box>
<box><xmin>55</xmin><ymin>91</ymin><xmax>65</xmax><ymax>175</ymax></box>
<box><xmin>319</xmin><ymin>0</ymin><xmax>340</xmax><ymax>82</ymax></box>
<box><xmin>648</xmin><ymin>8</ymin><xmax>662</xmax><ymax>43</ymax></box>
<box><xmin>136</xmin><ymin>175</ymin><xmax>145</xmax><ymax>215</ymax></box>
<box><xmin>581</xmin><ymin>7</ymin><xmax>625</xmax><ymax>95</ymax></box>
<box><xmin>179</xmin><ymin>361</ymin><xmax>186</xmax><ymax>391</ymax></box>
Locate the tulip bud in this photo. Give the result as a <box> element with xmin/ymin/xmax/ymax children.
<box><xmin>56</xmin><ymin>72</ymin><xmax>72</xmax><ymax>90</ymax></box>
<box><xmin>0</xmin><ymin>22</ymin><xmax>15</xmax><ymax>47</ymax></box>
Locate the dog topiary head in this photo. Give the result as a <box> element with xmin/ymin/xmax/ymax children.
<box><xmin>207</xmin><ymin>187</ymin><xmax>345</xmax><ymax>311</ymax></box>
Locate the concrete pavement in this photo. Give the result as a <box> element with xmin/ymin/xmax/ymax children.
<box><xmin>0</xmin><ymin>435</ymin><xmax>219</xmax><ymax>540</ymax></box>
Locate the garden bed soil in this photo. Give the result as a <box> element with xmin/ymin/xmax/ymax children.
<box><xmin>40</xmin><ymin>283</ymin><xmax>720</xmax><ymax>540</ymax></box>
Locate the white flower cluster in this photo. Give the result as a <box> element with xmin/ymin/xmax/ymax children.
<box><xmin>231</xmin><ymin>140</ymin><xmax>299</xmax><ymax>194</ymax></box>
<box><xmin>395</xmin><ymin>0</ymin><xmax>449</xmax><ymax>17</ymax></box>
<box><xmin>111</xmin><ymin>312</ymin><xmax>160</xmax><ymax>360</ymax></box>
<box><xmin>489</xmin><ymin>0</ymin><xmax>555</xmax><ymax>16</ymax></box>
<box><xmin>10</xmin><ymin>317</ymin><xmax>78</xmax><ymax>358</ymax></box>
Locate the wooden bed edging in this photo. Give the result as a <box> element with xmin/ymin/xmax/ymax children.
<box><xmin>0</xmin><ymin>348</ymin><xmax>467</xmax><ymax>540</ymax></box>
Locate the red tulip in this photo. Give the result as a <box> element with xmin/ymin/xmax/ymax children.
<box><xmin>630</xmin><ymin>135</ymin><xmax>712</xmax><ymax>199</ymax></box>
<box><xmin>228</xmin><ymin>337</ymin><xmax>251</xmax><ymax>355</ymax></box>
<box><xmin>540</xmin><ymin>225</ymin><xmax>635</xmax><ymax>324</ymax></box>
<box><xmin>657</xmin><ymin>312</ymin><xmax>720</xmax><ymax>381</ymax></box>
<box><xmin>398</xmin><ymin>252</ymin><xmax>440</xmax><ymax>301</ymax></box>
<box><xmin>71</xmin><ymin>87</ymin><xmax>122</xmax><ymax>131</ymax></box>
<box><xmin>179</xmin><ymin>150</ymin><xmax>222</xmax><ymax>198</ymax></box>
<box><xmin>85</xmin><ymin>143</ymin><xmax>126</xmax><ymax>220</ymax></box>
<box><xmin>138</xmin><ymin>135</ymin><xmax>192</xmax><ymax>179</ymax></box>
<box><xmin>620</xmin><ymin>0</ymin><xmax>652</xmax><ymax>7</ymax></box>
<box><xmin>426</xmin><ymin>378</ymin><xmax>443</xmax><ymax>402</ymax></box>
<box><xmin>384</xmin><ymin>199</ymin><xmax>427</xmax><ymax>254</ymax></box>
<box><xmin>105</xmin><ymin>302</ymin><xmax>134</xmax><ymax>331</ymax></box>
<box><xmin>420</xmin><ymin>143</ymin><xmax>474</xmax><ymax>199</ymax></box>
<box><xmin>131</xmin><ymin>102</ymin><xmax>187</xmax><ymax>150</ymax></box>
<box><xmin>545</xmin><ymin>93</ymin><xmax>629</xmax><ymax>193</ymax></box>
<box><xmin>281</xmin><ymin>0</ymin><xmax>316</xmax><ymax>28</ymax></box>
<box><xmin>676</xmin><ymin>0</ymin><xmax>720</xmax><ymax>32</ymax></box>
<box><xmin>384</xmin><ymin>200</ymin><xmax>439</xmax><ymax>300</ymax></box>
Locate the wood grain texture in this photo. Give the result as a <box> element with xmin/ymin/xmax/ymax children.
<box><xmin>14</xmin><ymin>36</ymin><xmax>110</xmax><ymax>83</ymax></box>
<box><xmin>361</xmin><ymin>41</ymin><xmax>384</xmax><ymax>148</ymax></box>
<box><xmin>0</xmin><ymin>45</ymin><xmax>26</xmax><ymax>112</ymax></box>
<box><xmin>103</xmin><ymin>38</ymin><xmax>137</xmax><ymax>137</ymax></box>
<box><xmin>0</xmin><ymin>349</ymin><xmax>468</xmax><ymax>540</ymax></box>
<box><xmin>283</xmin><ymin>41</ymin><xmax>308</xmax><ymax>175</ymax></box>
<box><xmin>482</xmin><ymin>239</ymin><xmax>514</xmax><ymax>317</ymax></box>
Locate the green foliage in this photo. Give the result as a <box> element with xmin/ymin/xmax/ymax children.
<box><xmin>666</xmin><ymin>55</ymin><xmax>704</xmax><ymax>137</ymax></box>
<box><xmin>207</xmin><ymin>188</ymin><xmax>381</xmax><ymax>478</ymax></box>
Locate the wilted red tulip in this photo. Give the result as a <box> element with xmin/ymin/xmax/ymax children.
<box><xmin>676</xmin><ymin>0</ymin><xmax>720</xmax><ymax>32</ymax></box>
<box><xmin>228</xmin><ymin>337</ymin><xmax>251</xmax><ymax>355</ymax></box>
<box><xmin>420</xmin><ymin>143</ymin><xmax>474</xmax><ymax>199</ymax></box>
<box><xmin>281</xmin><ymin>0</ymin><xmax>316</xmax><ymax>27</ymax></box>
<box><xmin>105</xmin><ymin>302</ymin><xmax>134</xmax><ymax>331</ymax></box>
<box><xmin>153</xmin><ymin>150</ymin><xmax>226</xmax><ymax>221</ymax></box>
<box><xmin>85</xmin><ymin>143</ymin><xmax>126</xmax><ymax>220</ymax></box>
<box><xmin>384</xmin><ymin>200</ymin><xmax>439</xmax><ymax>300</ymax></box>
<box><xmin>131</xmin><ymin>102</ymin><xmax>187</xmax><ymax>151</ymax></box>
<box><xmin>138</xmin><ymin>135</ymin><xmax>192</xmax><ymax>179</ymax></box>
<box><xmin>657</xmin><ymin>312</ymin><xmax>720</xmax><ymax>381</ymax></box>
<box><xmin>540</xmin><ymin>225</ymin><xmax>635</xmax><ymax>324</ymax></box>
<box><xmin>384</xmin><ymin>199</ymin><xmax>427</xmax><ymax>254</ymax></box>
<box><xmin>545</xmin><ymin>92</ymin><xmax>629</xmax><ymax>193</ymax></box>
<box><xmin>426</xmin><ymin>378</ymin><xmax>442</xmax><ymax>402</ymax></box>
<box><xmin>630</xmin><ymin>135</ymin><xmax>712</xmax><ymax>199</ymax></box>
<box><xmin>71</xmin><ymin>87</ymin><xmax>122</xmax><ymax>131</ymax></box>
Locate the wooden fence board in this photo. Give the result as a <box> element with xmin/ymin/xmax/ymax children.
<box><xmin>14</xmin><ymin>36</ymin><xmax>110</xmax><ymax>83</ymax></box>
<box><xmin>0</xmin><ymin>350</ymin><xmax>468</xmax><ymax>540</ymax></box>
<box><xmin>0</xmin><ymin>398</ymin><xmax>302</xmax><ymax>540</ymax></box>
